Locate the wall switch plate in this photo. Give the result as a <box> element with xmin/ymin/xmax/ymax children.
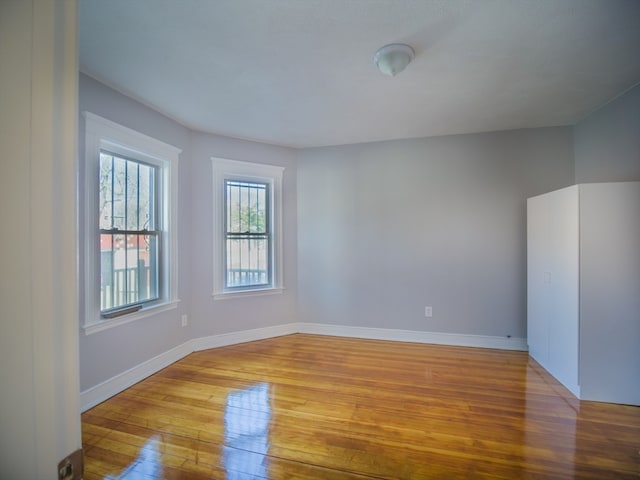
<box><xmin>58</xmin><ymin>449</ymin><xmax>83</xmax><ymax>480</ymax></box>
<box><xmin>181</xmin><ymin>314</ymin><xmax>188</xmax><ymax>327</ymax></box>
<box><xmin>425</xmin><ymin>306</ymin><xmax>433</xmax><ymax>317</ymax></box>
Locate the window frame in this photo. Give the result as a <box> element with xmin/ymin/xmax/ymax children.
<box><xmin>212</xmin><ymin>158</ymin><xmax>284</xmax><ymax>299</ymax></box>
<box><xmin>83</xmin><ymin>112</ymin><xmax>181</xmax><ymax>334</ymax></box>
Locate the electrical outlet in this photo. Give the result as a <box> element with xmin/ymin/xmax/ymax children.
<box><xmin>424</xmin><ymin>306</ymin><xmax>433</xmax><ymax>318</ymax></box>
<box><xmin>181</xmin><ymin>314</ymin><xmax>188</xmax><ymax>327</ymax></box>
<box><xmin>58</xmin><ymin>449</ymin><xmax>83</xmax><ymax>480</ymax></box>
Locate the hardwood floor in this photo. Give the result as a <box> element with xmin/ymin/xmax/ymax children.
<box><xmin>82</xmin><ymin>334</ymin><xmax>640</xmax><ymax>479</ymax></box>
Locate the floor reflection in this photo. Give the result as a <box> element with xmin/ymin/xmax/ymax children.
<box><xmin>524</xmin><ymin>360</ymin><xmax>577</xmax><ymax>478</ymax></box>
<box><xmin>223</xmin><ymin>382</ymin><xmax>271</xmax><ymax>479</ymax></box>
<box><xmin>105</xmin><ymin>436</ymin><xmax>162</xmax><ymax>480</ymax></box>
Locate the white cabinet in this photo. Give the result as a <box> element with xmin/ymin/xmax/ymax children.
<box><xmin>527</xmin><ymin>182</ymin><xmax>640</xmax><ymax>405</ymax></box>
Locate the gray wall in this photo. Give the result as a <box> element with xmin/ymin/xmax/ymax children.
<box><xmin>574</xmin><ymin>83</ymin><xmax>640</xmax><ymax>183</ymax></box>
<box><xmin>79</xmin><ymin>73</ymin><xmax>638</xmax><ymax>395</ymax></box>
<box><xmin>188</xmin><ymin>132</ymin><xmax>298</xmax><ymax>339</ymax></box>
<box><xmin>296</xmin><ymin>128</ymin><xmax>574</xmax><ymax>339</ymax></box>
<box><xmin>79</xmin><ymin>74</ymin><xmax>298</xmax><ymax>391</ymax></box>
<box><xmin>78</xmin><ymin>74</ymin><xmax>193</xmax><ymax>391</ymax></box>
<box><xmin>579</xmin><ymin>182</ymin><xmax>640</xmax><ymax>404</ymax></box>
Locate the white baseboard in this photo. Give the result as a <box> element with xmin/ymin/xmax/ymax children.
<box><xmin>191</xmin><ymin>323</ymin><xmax>298</xmax><ymax>352</ymax></box>
<box><xmin>80</xmin><ymin>340</ymin><xmax>194</xmax><ymax>412</ymax></box>
<box><xmin>297</xmin><ymin>323</ymin><xmax>529</xmax><ymax>351</ymax></box>
<box><xmin>81</xmin><ymin>322</ymin><xmax>527</xmax><ymax>412</ymax></box>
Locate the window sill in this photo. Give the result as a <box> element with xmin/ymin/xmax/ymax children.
<box><xmin>83</xmin><ymin>300</ymin><xmax>180</xmax><ymax>335</ymax></box>
<box><xmin>212</xmin><ymin>287</ymin><xmax>284</xmax><ymax>301</ymax></box>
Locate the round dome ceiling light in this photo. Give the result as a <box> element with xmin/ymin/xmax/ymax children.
<box><xmin>373</xmin><ymin>43</ymin><xmax>415</xmax><ymax>77</ymax></box>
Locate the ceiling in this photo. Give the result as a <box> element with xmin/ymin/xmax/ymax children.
<box><xmin>79</xmin><ymin>0</ymin><xmax>640</xmax><ymax>148</ymax></box>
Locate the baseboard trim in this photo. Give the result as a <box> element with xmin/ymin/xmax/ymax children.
<box><xmin>191</xmin><ymin>323</ymin><xmax>299</xmax><ymax>352</ymax></box>
<box><xmin>297</xmin><ymin>323</ymin><xmax>529</xmax><ymax>351</ymax></box>
<box><xmin>80</xmin><ymin>322</ymin><xmax>527</xmax><ymax>412</ymax></box>
<box><xmin>80</xmin><ymin>340</ymin><xmax>194</xmax><ymax>412</ymax></box>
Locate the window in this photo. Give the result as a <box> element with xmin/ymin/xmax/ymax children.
<box><xmin>225</xmin><ymin>180</ymin><xmax>270</xmax><ymax>289</ymax></box>
<box><xmin>84</xmin><ymin>112</ymin><xmax>181</xmax><ymax>333</ymax></box>
<box><xmin>212</xmin><ymin>158</ymin><xmax>284</xmax><ymax>298</ymax></box>
<box><xmin>99</xmin><ymin>152</ymin><xmax>159</xmax><ymax>315</ymax></box>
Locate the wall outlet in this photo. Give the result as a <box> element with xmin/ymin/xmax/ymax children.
<box><xmin>181</xmin><ymin>314</ymin><xmax>188</xmax><ymax>327</ymax></box>
<box><xmin>424</xmin><ymin>306</ymin><xmax>433</xmax><ymax>318</ymax></box>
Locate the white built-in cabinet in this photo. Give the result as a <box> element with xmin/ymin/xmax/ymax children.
<box><xmin>527</xmin><ymin>182</ymin><xmax>640</xmax><ymax>406</ymax></box>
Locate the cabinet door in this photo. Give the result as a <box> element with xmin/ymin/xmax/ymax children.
<box><xmin>527</xmin><ymin>186</ymin><xmax>580</xmax><ymax>397</ymax></box>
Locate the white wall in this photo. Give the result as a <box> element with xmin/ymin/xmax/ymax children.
<box><xmin>574</xmin><ymin>83</ymin><xmax>640</xmax><ymax>183</ymax></box>
<box><xmin>0</xmin><ymin>1</ymin><xmax>80</xmax><ymax>477</ymax></box>
<box><xmin>297</xmin><ymin>128</ymin><xmax>575</xmax><ymax>339</ymax></box>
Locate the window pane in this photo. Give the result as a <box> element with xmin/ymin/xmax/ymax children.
<box><xmin>112</xmin><ymin>155</ymin><xmax>127</xmax><ymax>230</ymax></box>
<box><xmin>99</xmin><ymin>153</ymin><xmax>113</xmax><ymax>230</ymax></box>
<box><xmin>100</xmin><ymin>233</ymin><xmax>158</xmax><ymax>310</ymax></box>
<box><xmin>126</xmin><ymin>161</ymin><xmax>139</xmax><ymax>230</ymax></box>
<box><xmin>139</xmin><ymin>163</ymin><xmax>155</xmax><ymax>230</ymax></box>
<box><xmin>100</xmin><ymin>152</ymin><xmax>156</xmax><ymax>231</ymax></box>
<box><xmin>225</xmin><ymin>180</ymin><xmax>267</xmax><ymax>234</ymax></box>
<box><xmin>226</xmin><ymin>237</ymin><xmax>269</xmax><ymax>287</ymax></box>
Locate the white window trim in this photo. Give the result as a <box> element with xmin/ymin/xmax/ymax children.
<box><xmin>211</xmin><ymin>157</ymin><xmax>284</xmax><ymax>300</ymax></box>
<box><xmin>83</xmin><ymin>112</ymin><xmax>181</xmax><ymax>334</ymax></box>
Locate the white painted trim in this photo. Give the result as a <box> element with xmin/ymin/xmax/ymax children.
<box><xmin>80</xmin><ymin>340</ymin><xmax>194</xmax><ymax>412</ymax></box>
<box><xmin>297</xmin><ymin>323</ymin><xmax>529</xmax><ymax>351</ymax></box>
<box><xmin>83</xmin><ymin>300</ymin><xmax>180</xmax><ymax>335</ymax></box>
<box><xmin>192</xmin><ymin>323</ymin><xmax>298</xmax><ymax>351</ymax></box>
<box><xmin>80</xmin><ymin>322</ymin><xmax>527</xmax><ymax>412</ymax></box>
<box><xmin>25</xmin><ymin>1</ymin><xmax>81</xmax><ymax>474</ymax></box>
<box><xmin>212</xmin><ymin>287</ymin><xmax>284</xmax><ymax>301</ymax></box>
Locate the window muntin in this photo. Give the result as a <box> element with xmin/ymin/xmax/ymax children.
<box><xmin>224</xmin><ymin>180</ymin><xmax>271</xmax><ymax>289</ymax></box>
<box><xmin>99</xmin><ymin>151</ymin><xmax>160</xmax><ymax>313</ymax></box>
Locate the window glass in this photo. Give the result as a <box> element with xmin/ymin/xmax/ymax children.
<box><xmin>225</xmin><ymin>180</ymin><xmax>270</xmax><ymax>288</ymax></box>
<box><xmin>99</xmin><ymin>151</ymin><xmax>159</xmax><ymax>313</ymax></box>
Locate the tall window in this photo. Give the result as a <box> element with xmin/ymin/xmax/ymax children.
<box><xmin>84</xmin><ymin>112</ymin><xmax>180</xmax><ymax>333</ymax></box>
<box><xmin>99</xmin><ymin>152</ymin><xmax>159</xmax><ymax>314</ymax></box>
<box><xmin>225</xmin><ymin>180</ymin><xmax>270</xmax><ymax>289</ymax></box>
<box><xmin>212</xmin><ymin>158</ymin><xmax>284</xmax><ymax>298</ymax></box>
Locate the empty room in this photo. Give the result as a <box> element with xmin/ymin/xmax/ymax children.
<box><xmin>1</xmin><ymin>1</ymin><xmax>639</xmax><ymax>479</ymax></box>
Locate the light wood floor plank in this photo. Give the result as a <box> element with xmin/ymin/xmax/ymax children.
<box><xmin>82</xmin><ymin>334</ymin><xmax>640</xmax><ymax>479</ymax></box>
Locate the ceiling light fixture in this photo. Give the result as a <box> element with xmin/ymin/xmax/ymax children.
<box><xmin>373</xmin><ymin>43</ymin><xmax>415</xmax><ymax>77</ymax></box>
